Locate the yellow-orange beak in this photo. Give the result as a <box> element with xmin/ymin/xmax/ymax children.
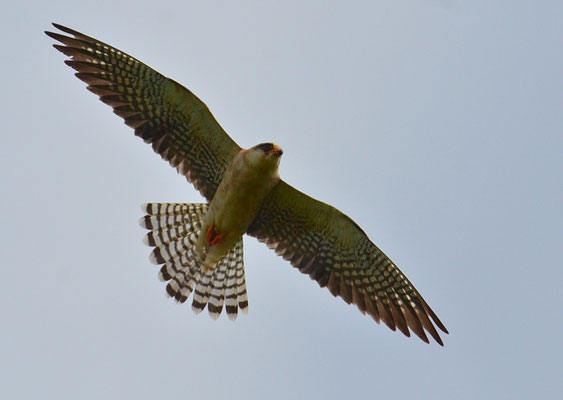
<box><xmin>268</xmin><ymin>144</ymin><xmax>283</xmax><ymax>156</ymax></box>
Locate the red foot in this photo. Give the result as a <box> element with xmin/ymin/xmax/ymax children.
<box><xmin>211</xmin><ymin>232</ymin><xmax>227</xmax><ymax>246</ymax></box>
<box><xmin>206</xmin><ymin>223</ymin><xmax>216</xmax><ymax>244</ymax></box>
<box><xmin>206</xmin><ymin>223</ymin><xmax>227</xmax><ymax>246</ymax></box>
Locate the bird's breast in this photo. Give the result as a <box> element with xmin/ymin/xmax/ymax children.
<box><xmin>209</xmin><ymin>150</ymin><xmax>280</xmax><ymax>237</ymax></box>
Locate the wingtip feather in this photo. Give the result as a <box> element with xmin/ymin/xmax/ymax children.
<box><xmin>51</xmin><ymin>23</ymin><xmax>82</xmax><ymax>38</ymax></box>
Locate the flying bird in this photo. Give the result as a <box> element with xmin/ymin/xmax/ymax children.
<box><xmin>46</xmin><ymin>23</ymin><xmax>448</xmax><ymax>345</ymax></box>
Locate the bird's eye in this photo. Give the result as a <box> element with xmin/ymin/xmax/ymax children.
<box><xmin>259</xmin><ymin>143</ymin><xmax>273</xmax><ymax>152</ymax></box>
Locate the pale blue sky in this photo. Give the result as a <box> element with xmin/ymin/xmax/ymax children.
<box><xmin>2</xmin><ymin>1</ymin><xmax>562</xmax><ymax>399</ymax></box>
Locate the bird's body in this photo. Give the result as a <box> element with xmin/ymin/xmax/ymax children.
<box><xmin>46</xmin><ymin>23</ymin><xmax>449</xmax><ymax>344</ymax></box>
<box><xmin>196</xmin><ymin>144</ymin><xmax>283</xmax><ymax>270</ymax></box>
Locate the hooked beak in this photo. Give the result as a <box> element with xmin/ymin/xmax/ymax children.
<box><xmin>268</xmin><ymin>144</ymin><xmax>283</xmax><ymax>156</ymax></box>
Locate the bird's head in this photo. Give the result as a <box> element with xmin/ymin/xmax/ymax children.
<box><xmin>244</xmin><ymin>142</ymin><xmax>284</xmax><ymax>176</ymax></box>
<box><xmin>253</xmin><ymin>142</ymin><xmax>283</xmax><ymax>157</ymax></box>
<box><xmin>249</xmin><ymin>142</ymin><xmax>283</xmax><ymax>163</ymax></box>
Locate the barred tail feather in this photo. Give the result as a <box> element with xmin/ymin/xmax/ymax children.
<box><xmin>207</xmin><ymin>264</ymin><xmax>227</xmax><ymax>319</ymax></box>
<box><xmin>224</xmin><ymin>240</ymin><xmax>248</xmax><ymax>320</ymax></box>
<box><xmin>140</xmin><ymin>202</ymin><xmax>248</xmax><ymax>320</ymax></box>
<box><xmin>191</xmin><ymin>238</ymin><xmax>246</xmax><ymax>319</ymax></box>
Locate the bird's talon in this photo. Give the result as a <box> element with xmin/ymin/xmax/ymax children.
<box><xmin>206</xmin><ymin>223</ymin><xmax>216</xmax><ymax>244</ymax></box>
<box><xmin>211</xmin><ymin>232</ymin><xmax>227</xmax><ymax>246</ymax></box>
<box><xmin>207</xmin><ymin>223</ymin><xmax>227</xmax><ymax>246</ymax></box>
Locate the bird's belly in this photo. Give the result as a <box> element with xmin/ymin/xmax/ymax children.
<box><xmin>196</xmin><ymin>154</ymin><xmax>279</xmax><ymax>266</ymax></box>
<box><xmin>213</xmin><ymin>180</ymin><xmax>269</xmax><ymax>234</ymax></box>
<box><xmin>211</xmin><ymin>166</ymin><xmax>277</xmax><ymax>239</ymax></box>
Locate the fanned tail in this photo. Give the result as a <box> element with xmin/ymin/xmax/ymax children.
<box><xmin>139</xmin><ymin>203</ymin><xmax>248</xmax><ymax>319</ymax></box>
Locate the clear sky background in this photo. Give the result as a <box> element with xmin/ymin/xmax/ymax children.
<box><xmin>2</xmin><ymin>1</ymin><xmax>562</xmax><ymax>399</ymax></box>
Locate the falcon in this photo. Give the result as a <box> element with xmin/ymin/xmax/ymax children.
<box><xmin>46</xmin><ymin>23</ymin><xmax>448</xmax><ymax>345</ymax></box>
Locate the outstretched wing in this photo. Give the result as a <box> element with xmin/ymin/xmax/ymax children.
<box><xmin>247</xmin><ymin>181</ymin><xmax>448</xmax><ymax>345</ymax></box>
<box><xmin>45</xmin><ymin>23</ymin><xmax>241</xmax><ymax>201</ymax></box>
